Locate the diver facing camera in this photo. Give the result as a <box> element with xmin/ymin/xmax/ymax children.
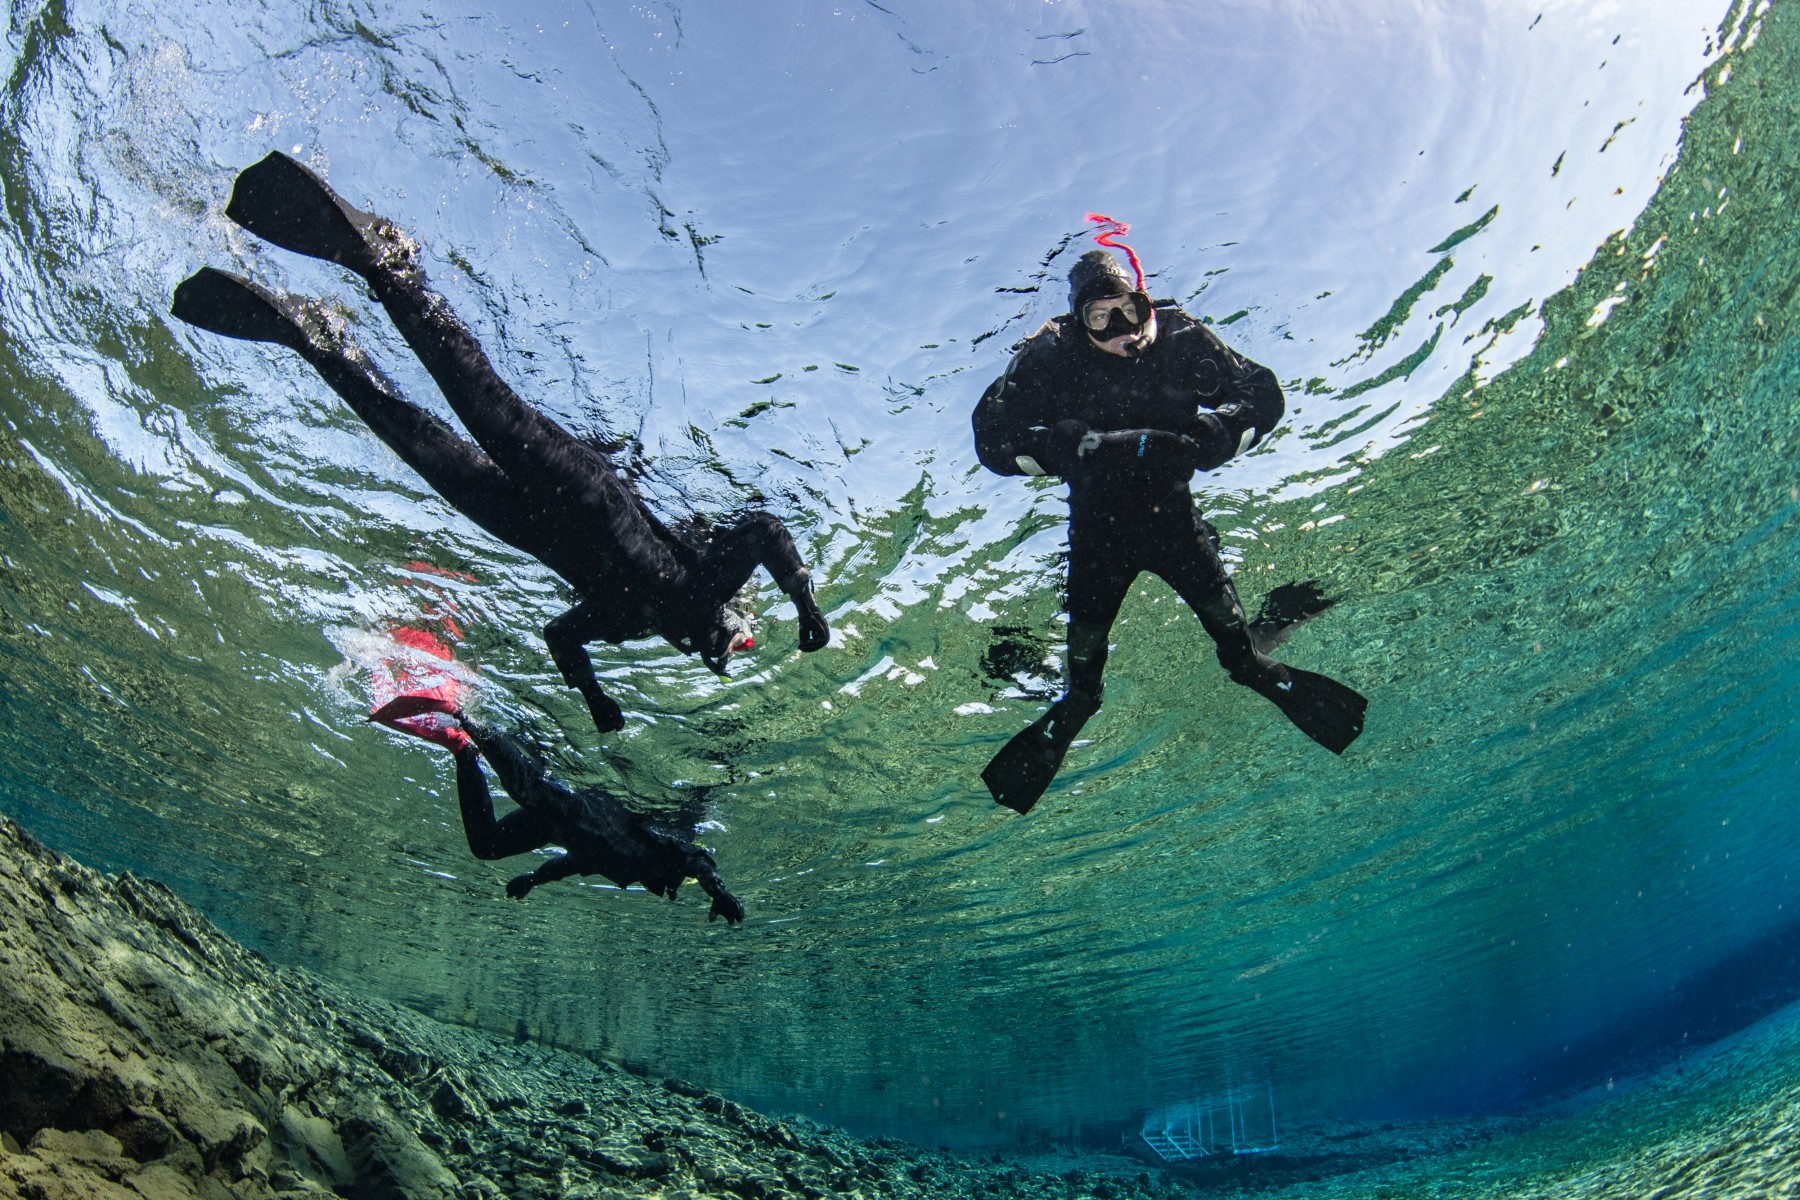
<box><xmin>971</xmin><ymin>217</ymin><xmax>1368</xmax><ymax>813</ymax></box>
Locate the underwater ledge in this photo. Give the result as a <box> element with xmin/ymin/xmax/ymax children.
<box><xmin>7</xmin><ymin>814</ymin><xmax>1800</xmax><ymax>1200</ymax></box>
<box><xmin>0</xmin><ymin>812</ymin><xmax>1159</xmax><ymax>1200</ymax></box>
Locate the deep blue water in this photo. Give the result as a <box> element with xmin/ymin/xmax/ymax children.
<box><xmin>2</xmin><ymin>0</ymin><xmax>1797</xmax><ymax>1154</ymax></box>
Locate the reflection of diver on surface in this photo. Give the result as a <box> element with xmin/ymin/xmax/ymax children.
<box><xmin>972</xmin><ymin>226</ymin><xmax>1367</xmax><ymax>813</ymax></box>
<box><xmin>371</xmin><ymin>696</ymin><xmax>744</xmax><ymax>924</ymax></box>
<box><xmin>172</xmin><ymin>152</ymin><xmax>830</xmax><ymax>738</ymax></box>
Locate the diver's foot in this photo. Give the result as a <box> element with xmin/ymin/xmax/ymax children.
<box><xmin>379</xmin><ymin>717</ymin><xmax>471</xmax><ymax>755</ymax></box>
<box><xmin>1223</xmin><ymin>647</ymin><xmax>1287</xmax><ymax>690</ymax></box>
<box><xmin>372</xmin><ymin>692</ymin><xmax>459</xmax><ymax>721</ymax></box>
<box><xmin>171</xmin><ymin>268</ymin><xmax>341</xmax><ymax>357</ymax></box>
<box><xmin>981</xmin><ymin>687</ymin><xmax>1101</xmax><ymax>814</ymax></box>
<box><xmin>226</xmin><ymin>151</ymin><xmax>417</xmax><ymax>279</ymax></box>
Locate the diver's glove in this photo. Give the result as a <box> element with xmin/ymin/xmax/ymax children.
<box><xmin>580</xmin><ymin>684</ymin><xmax>625</xmax><ymax>734</ymax></box>
<box><xmin>1029</xmin><ymin>419</ymin><xmax>1091</xmax><ymax>475</ymax></box>
<box><xmin>780</xmin><ymin>568</ymin><xmax>830</xmax><ymax>652</ymax></box>
<box><xmin>708</xmin><ymin>889</ymin><xmax>746</xmax><ymax>925</ymax></box>
<box><xmin>1185</xmin><ymin>412</ymin><xmax>1239</xmax><ymax>471</ymax></box>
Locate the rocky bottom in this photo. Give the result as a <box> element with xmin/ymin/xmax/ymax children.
<box><xmin>5</xmin><ymin>813</ymin><xmax>1800</xmax><ymax>1200</ymax></box>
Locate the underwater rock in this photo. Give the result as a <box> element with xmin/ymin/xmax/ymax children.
<box><xmin>0</xmin><ymin>817</ymin><xmax>1200</xmax><ymax>1199</ymax></box>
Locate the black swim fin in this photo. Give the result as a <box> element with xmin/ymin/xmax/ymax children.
<box><xmin>1244</xmin><ymin>665</ymin><xmax>1367</xmax><ymax>755</ymax></box>
<box><xmin>225</xmin><ymin>151</ymin><xmax>390</xmax><ymax>272</ymax></box>
<box><xmin>171</xmin><ymin>267</ymin><xmax>321</xmax><ymax>354</ymax></box>
<box><xmin>981</xmin><ymin>691</ymin><xmax>1100</xmax><ymax>815</ymax></box>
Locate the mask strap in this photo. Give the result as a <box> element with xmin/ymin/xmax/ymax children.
<box><xmin>1085</xmin><ymin>212</ymin><xmax>1146</xmax><ymax>293</ymax></box>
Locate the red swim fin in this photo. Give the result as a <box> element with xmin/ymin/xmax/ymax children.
<box><xmin>369</xmin><ymin>693</ymin><xmax>471</xmax><ymax>754</ymax></box>
<box><xmin>370</xmin><ymin>693</ymin><xmax>456</xmax><ymax>724</ymax></box>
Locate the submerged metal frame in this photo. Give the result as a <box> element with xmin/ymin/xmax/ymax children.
<box><xmin>1139</xmin><ymin>1083</ymin><xmax>1278</xmax><ymax>1162</ymax></box>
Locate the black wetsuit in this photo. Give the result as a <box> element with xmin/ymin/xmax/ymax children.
<box><xmin>973</xmin><ymin>303</ymin><xmax>1285</xmax><ymax>704</ymax></box>
<box><xmin>249</xmin><ymin>210</ymin><xmax>819</xmax><ymax>734</ymax></box>
<box><xmin>452</xmin><ymin>719</ymin><xmax>743</xmax><ymax>923</ymax></box>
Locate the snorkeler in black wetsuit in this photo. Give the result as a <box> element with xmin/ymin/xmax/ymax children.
<box><xmin>971</xmin><ymin>237</ymin><xmax>1367</xmax><ymax>813</ymax></box>
<box><xmin>372</xmin><ymin>696</ymin><xmax>743</xmax><ymax>923</ymax></box>
<box><xmin>172</xmin><ymin>153</ymin><xmax>830</xmax><ymax>737</ymax></box>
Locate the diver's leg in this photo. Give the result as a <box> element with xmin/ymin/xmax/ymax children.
<box><xmin>452</xmin><ymin>745</ymin><xmax>549</xmax><ymax>860</ymax></box>
<box><xmin>458</xmin><ymin>719</ymin><xmax>586</xmax><ymax>828</ymax></box>
<box><xmin>220</xmin><ymin>153</ymin><xmax>613</xmax><ymax>493</ymax></box>
<box><xmin>172</xmin><ymin>269</ymin><xmax>525</xmax><ymax>542</ymax></box>
<box><xmin>222</xmin><ymin>156</ymin><xmax>693</xmax><ymax>594</ymax></box>
<box><xmin>981</xmin><ymin>545</ymin><xmax>1132</xmax><ymax>813</ymax></box>
<box><xmin>356</xmin><ymin>260</ymin><xmax>685</xmax><ymax>587</ymax></box>
<box><xmin>368</xmin><ymin>267</ymin><xmax>599</xmax><ymax>484</ymax></box>
<box><xmin>1159</xmin><ymin>509</ymin><xmax>1367</xmax><ymax>754</ymax></box>
<box><xmin>1157</xmin><ymin>512</ymin><xmax>1268</xmax><ymax>682</ymax></box>
<box><xmin>302</xmin><ymin>344</ymin><xmax>531</xmax><ymax>544</ymax></box>
<box><xmin>544</xmin><ymin>600</ymin><xmax>629</xmax><ymax>735</ymax></box>
<box><xmin>1061</xmin><ymin>535</ymin><xmax>1136</xmax><ymax>704</ymax></box>
<box><xmin>692</xmin><ymin>512</ymin><xmax>829</xmax><ymax>650</ymax></box>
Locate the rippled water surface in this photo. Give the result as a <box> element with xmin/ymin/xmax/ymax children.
<box><xmin>3</xmin><ymin>0</ymin><xmax>1797</xmax><ymax>1151</ymax></box>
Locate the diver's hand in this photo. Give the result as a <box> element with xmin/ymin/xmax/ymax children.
<box><xmin>1186</xmin><ymin>412</ymin><xmax>1238</xmax><ymax>471</ymax></box>
<box><xmin>1044</xmin><ymin>419</ymin><xmax>1091</xmax><ymax>474</ymax></box>
<box><xmin>795</xmin><ymin>587</ymin><xmax>830</xmax><ymax>652</ymax></box>
<box><xmin>1078</xmin><ymin>428</ymin><xmax>1204</xmax><ymax>472</ymax></box>
<box><xmin>505</xmin><ymin>873</ymin><xmax>536</xmax><ymax>900</ymax></box>
<box><xmin>708</xmin><ymin>889</ymin><xmax>746</xmax><ymax>925</ymax></box>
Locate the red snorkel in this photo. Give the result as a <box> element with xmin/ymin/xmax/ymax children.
<box><xmin>1085</xmin><ymin>212</ymin><xmax>1146</xmax><ymax>292</ymax></box>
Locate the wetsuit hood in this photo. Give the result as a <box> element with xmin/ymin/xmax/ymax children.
<box><xmin>1068</xmin><ymin>249</ymin><xmax>1134</xmax><ymax>315</ymax></box>
<box><xmin>1069</xmin><ymin>249</ymin><xmax>1153</xmax><ymax>355</ymax></box>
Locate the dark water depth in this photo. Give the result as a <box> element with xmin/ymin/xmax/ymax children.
<box><xmin>2</xmin><ymin>0</ymin><xmax>1796</xmax><ymax>1150</ymax></box>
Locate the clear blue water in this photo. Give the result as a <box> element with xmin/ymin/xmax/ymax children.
<box><xmin>2</xmin><ymin>0</ymin><xmax>1797</xmax><ymax>1156</ymax></box>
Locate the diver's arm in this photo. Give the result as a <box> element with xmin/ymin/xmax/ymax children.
<box><xmin>973</xmin><ymin>371</ymin><xmax>1036</xmax><ymax>476</ymax></box>
<box><xmin>1054</xmin><ymin>423</ymin><xmax>1209</xmax><ymax>472</ymax></box>
<box><xmin>506</xmin><ymin>851</ymin><xmax>579</xmax><ymax>899</ymax></box>
<box><xmin>980</xmin><ymin>378</ymin><xmax>1205</xmax><ymax>479</ymax></box>
<box><xmin>688</xmin><ymin>852</ymin><xmax>745</xmax><ymax>925</ymax></box>
<box><xmin>1189</xmin><ymin>334</ymin><xmax>1286</xmax><ymax>471</ymax></box>
<box><xmin>544</xmin><ymin>602</ymin><xmax>625</xmax><ymax>734</ymax></box>
<box><xmin>972</xmin><ymin>345</ymin><xmax>1072</xmax><ymax>477</ymax></box>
